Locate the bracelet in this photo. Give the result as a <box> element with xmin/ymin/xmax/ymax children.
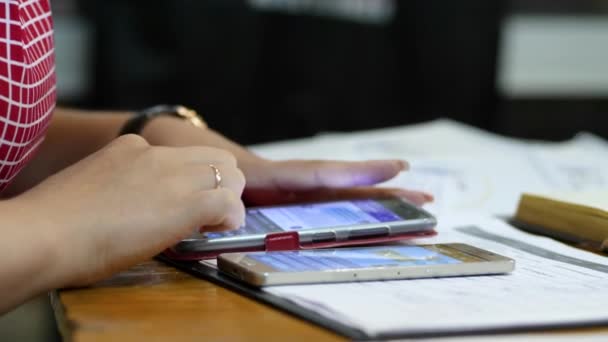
<box><xmin>118</xmin><ymin>104</ymin><xmax>207</xmax><ymax>136</ymax></box>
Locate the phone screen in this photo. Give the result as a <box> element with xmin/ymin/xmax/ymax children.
<box><xmin>205</xmin><ymin>199</ymin><xmax>407</xmax><ymax>238</ymax></box>
<box><xmin>247</xmin><ymin>246</ymin><xmax>478</xmax><ymax>272</ymax></box>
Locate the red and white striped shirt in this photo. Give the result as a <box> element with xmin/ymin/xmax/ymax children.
<box><xmin>0</xmin><ymin>0</ymin><xmax>55</xmax><ymax>192</ymax></box>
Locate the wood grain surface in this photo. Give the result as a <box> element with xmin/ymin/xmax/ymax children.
<box><xmin>52</xmin><ymin>260</ymin><xmax>344</xmax><ymax>342</ymax></box>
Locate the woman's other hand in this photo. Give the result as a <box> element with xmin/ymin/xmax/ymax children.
<box><xmin>240</xmin><ymin>158</ymin><xmax>434</xmax><ymax>206</ymax></box>
<box><xmin>15</xmin><ymin>134</ymin><xmax>245</xmax><ymax>287</ymax></box>
<box><xmin>142</xmin><ymin>117</ymin><xmax>433</xmax><ymax>207</ymax></box>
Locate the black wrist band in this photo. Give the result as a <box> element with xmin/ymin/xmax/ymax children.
<box><xmin>118</xmin><ymin>104</ymin><xmax>206</xmax><ymax>136</ymax></box>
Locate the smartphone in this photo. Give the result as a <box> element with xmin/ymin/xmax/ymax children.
<box><xmin>173</xmin><ymin>197</ymin><xmax>436</xmax><ymax>254</ymax></box>
<box><xmin>217</xmin><ymin>243</ymin><xmax>515</xmax><ymax>286</ymax></box>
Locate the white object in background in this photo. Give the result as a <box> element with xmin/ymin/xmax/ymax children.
<box><xmin>247</xmin><ymin>0</ymin><xmax>396</xmax><ymax>25</ymax></box>
<box><xmin>54</xmin><ymin>15</ymin><xmax>93</xmax><ymax>101</ymax></box>
<box><xmin>499</xmin><ymin>15</ymin><xmax>608</xmax><ymax>97</ymax></box>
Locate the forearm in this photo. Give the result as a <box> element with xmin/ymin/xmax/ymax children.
<box><xmin>5</xmin><ymin>108</ymin><xmax>132</xmax><ymax>196</ymax></box>
<box><xmin>0</xmin><ymin>198</ymin><xmax>63</xmax><ymax>313</ymax></box>
<box><xmin>5</xmin><ymin>106</ymin><xmax>263</xmax><ymax>195</ymax></box>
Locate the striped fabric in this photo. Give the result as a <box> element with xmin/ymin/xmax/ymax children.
<box><xmin>0</xmin><ymin>0</ymin><xmax>55</xmax><ymax>192</ymax></box>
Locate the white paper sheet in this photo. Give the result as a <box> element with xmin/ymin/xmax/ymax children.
<box><xmin>250</xmin><ymin>118</ymin><xmax>529</xmax><ymax>160</ymax></box>
<box><xmin>395</xmin><ymin>332</ymin><xmax>608</xmax><ymax>342</ymax></box>
<box><xmin>251</xmin><ymin>119</ymin><xmax>608</xmax><ymax>218</ymax></box>
<box><xmin>261</xmin><ymin>216</ymin><xmax>608</xmax><ymax>338</ymax></box>
<box><xmin>240</xmin><ymin>120</ymin><xmax>608</xmax><ymax>338</ymax></box>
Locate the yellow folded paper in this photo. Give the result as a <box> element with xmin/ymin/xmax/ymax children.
<box><xmin>515</xmin><ymin>192</ymin><xmax>608</xmax><ymax>252</ymax></box>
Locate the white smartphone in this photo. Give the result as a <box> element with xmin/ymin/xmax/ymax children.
<box><xmin>217</xmin><ymin>243</ymin><xmax>515</xmax><ymax>286</ymax></box>
<box><xmin>172</xmin><ymin>197</ymin><xmax>436</xmax><ymax>254</ymax></box>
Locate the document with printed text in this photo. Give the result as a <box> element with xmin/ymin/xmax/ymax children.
<box><xmin>260</xmin><ymin>217</ymin><xmax>608</xmax><ymax>338</ymax></box>
<box><xmin>235</xmin><ymin>120</ymin><xmax>608</xmax><ymax>337</ymax></box>
<box><xmin>252</xmin><ymin>119</ymin><xmax>608</xmax><ymax>217</ymax></box>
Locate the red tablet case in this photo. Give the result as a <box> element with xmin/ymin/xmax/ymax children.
<box><xmin>163</xmin><ymin>229</ymin><xmax>437</xmax><ymax>260</ymax></box>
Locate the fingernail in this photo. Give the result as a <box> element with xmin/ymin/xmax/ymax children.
<box><xmin>424</xmin><ymin>193</ymin><xmax>435</xmax><ymax>202</ymax></box>
<box><xmin>396</xmin><ymin>160</ymin><xmax>409</xmax><ymax>171</ymax></box>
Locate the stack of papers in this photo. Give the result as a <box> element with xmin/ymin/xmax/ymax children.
<box><xmin>252</xmin><ymin>119</ymin><xmax>608</xmax><ymax>218</ymax></box>
<box><xmin>264</xmin><ymin>216</ymin><xmax>608</xmax><ymax>338</ymax></box>
<box><xmin>243</xmin><ymin>119</ymin><xmax>608</xmax><ymax>338</ymax></box>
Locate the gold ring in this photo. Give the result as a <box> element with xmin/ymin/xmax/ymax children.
<box><xmin>209</xmin><ymin>164</ymin><xmax>222</xmax><ymax>189</ymax></box>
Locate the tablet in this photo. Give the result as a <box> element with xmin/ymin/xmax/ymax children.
<box><xmin>172</xmin><ymin>197</ymin><xmax>436</xmax><ymax>254</ymax></box>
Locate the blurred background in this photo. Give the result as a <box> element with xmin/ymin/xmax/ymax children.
<box><xmin>2</xmin><ymin>0</ymin><xmax>608</xmax><ymax>340</ymax></box>
<box><xmin>59</xmin><ymin>0</ymin><xmax>608</xmax><ymax>144</ymax></box>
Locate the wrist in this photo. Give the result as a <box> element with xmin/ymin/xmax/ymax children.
<box><xmin>140</xmin><ymin>115</ymin><xmax>195</xmax><ymax>146</ymax></box>
<box><xmin>136</xmin><ymin>109</ymin><xmax>267</xmax><ymax>167</ymax></box>
<box><xmin>119</xmin><ymin>105</ymin><xmax>206</xmax><ymax>138</ymax></box>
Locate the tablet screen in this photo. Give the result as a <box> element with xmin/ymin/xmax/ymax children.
<box><xmin>204</xmin><ymin>199</ymin><xmax>404</xmax><ymax>238</ymax></box>
<box><xmin>248</xmin><ymin>246</ymin><xmax>462</xmax><ymax>272</ymax></box>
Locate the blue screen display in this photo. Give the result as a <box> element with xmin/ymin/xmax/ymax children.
<box><xmin>255</xmin><ymin>199</ymin><xmax>402</xmax><ymax>230</ymax></box>
<box><xmin>248</xmin><ymin>246</ymin><xmax>461</xmax><ymax>272</ymax></box>
<box><xmin>205</xmin><ymin>199</ymin><xmax>404</xmax><ymax>239</ymax></box>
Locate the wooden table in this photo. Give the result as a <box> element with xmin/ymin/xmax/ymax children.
<box><xmin>51</xmin><ymin>260</ymin><xmax>344</xmax><ymax>342</ymax></box>
<box><xmin>52</xmin><ymin>259</ymin><xmax>608</xmax><ymax>342</ymax></box>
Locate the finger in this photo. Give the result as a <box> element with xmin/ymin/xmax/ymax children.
<box><xmin>187</xmin><ymin>163</ymin><xmax>245</xmax><ymax>196</ymax></box>
<box><xmin>254</xmin><ymin>159</ymin><xmax>408</xmax><ymax>191</ymax></box>
<box><xmin>294</xmin><ymin>187</ymin><xmax>434</xmax><ymax>206</ymax></box>
<box><xmin>193</xmin><ymin>188</ymin><xmax>246</xmax><ymax>231</ymax></box>
<box><xmin>244</xmin><ymin>186</ymin><xmax>433</xmax><ymax>207</ymax></box>
<box><xmin>178</xmin><ymin>146</ymin><xmax>238</xmax><ymax>167</ymax></box>
<box><xmin>110</xmin><ymin>134</ymin><xmax>149</xmax><ymax>149</ymax></box>
<box><xmin>199</xmin><ymin>222</ymin><xmax>243</xmax><ymax>233</ymax></box>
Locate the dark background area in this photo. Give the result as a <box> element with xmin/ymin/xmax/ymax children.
<box><xmin>64</xmin><ymin>0</ymin><xmax>608</xmax><ymax>144</ymax></box>
<box><xmin>77</xmin><ymin>0</ymin><xmax>503</xmax><ymax>144</ymax></box>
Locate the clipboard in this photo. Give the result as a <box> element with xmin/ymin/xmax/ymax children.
<box><xmin>157</xmin><ymin>252</ymin><xmax>608</xmax><ymax>340</ymax></box>
<box><xmin>158</xmin><ymin>224</ymin><xmax>608</xmax><ymax>340</ymax></box>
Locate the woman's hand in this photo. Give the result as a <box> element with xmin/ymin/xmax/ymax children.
<box><xmin>15</xmin><ymin>134</ymin><xmax>246</xmax><ymax>287</ymax></box>
<box><xmin>143</xmin><ymin>116</ymin><xmax>433</xmax><ymax>206</ymax></box>
<box><xmin>0</xmin><ymin>110</ymin><xmax>430</xmax><ymax>313</ymax></box>
<box><xmin>239</xmin><ymin>158</ymin><xmax>433</xmax><ymax>206</ymax></box>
